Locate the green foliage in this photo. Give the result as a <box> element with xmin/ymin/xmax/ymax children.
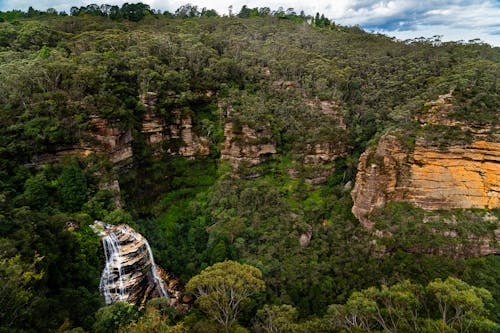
<box><xmin>0</xmin><ymin>208</ymin><xmax>101</xmax><ymax>331</ymax></box>
<box><xmin>103</xmin><ymin>209</ymin><xmax>133</xmax><ymax>225</ymax></box>
<box><xmin>427</xmin><ymin>277</ymin><xmax>495</xmax><ymax>333</ymax></box>
<box><xmin>186</xmin><ymin>260</ymin><xmax>266</xmax><ymax>332</ymax></box>
<box><xmin>14</xmin><ymin>21</ymin><xmax>58</xmax><ymax>49</ymax></box>
<box><xmin>372</xmin><ymin>203</ymin><xmax>499</xmax><ymax>256</ymax></box>
<box><xmin>0</xmin><ymin>251</ymin><xmax>43</xmax><ymax>329</ymax></box>
<box><xmin>420</xmin><ymin>124</ymin><xmax>474</xmax><ymax>148</ymax></box>
<box><xmin>324</xmin><ymin>277</ymin><xmax>498</xmax><ymax>333</ymax></box>
<box><xmin>93</xmin><ymin>302</ymin><xmax>139</xmax><ymax>333</ymax></box>
<box><xmin>59</xmin><ymin>160</ymin><xmax>88</xmax><ymax>212</ymax></box>
<box><xmin>450</xmin><ymin>60</ymin><xmax>499</xmax><ymax>124</ymax></box>
<box><xmin>119</xmin><ymin>298</ymin><xmax>187</xmax><ymax>333</ymax></box>
<box><xmin>255</xmin><ymin>304</ymin><xmax>299</xmax><ymax>333</ymax></box>
<box><xmin>22</xmin><ymin>171</ymin><xmax>50</xmax><ymax>209</ymax></box>
<box><xmin>0</xmin><ymin>7</ymin><xmax>498</xmax><ymax>333</ymax></box>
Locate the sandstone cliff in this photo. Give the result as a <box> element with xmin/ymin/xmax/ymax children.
<box><xmin>408</xmin><ymin>140</ymin><xmax>499</xmax><ymax>210</ymax></box>
<box><xmin>28</xmin><ymin>114</ymin><xmax>134</xmax><ymax>168</ymax></box>
<box><xmin>30</xmin><ymin>92</ymin><xmax>212</xmax><ymax>169</ymax></box>
<box><xmin>221</xmin><ymin>122</ymin><xmax>277</xmax><ymax>169</ymax></box>
<box><xmin>220</xmin><ymin>82</ymin><xmax>348</xmax><ymax>182</ymax></box>
<box><xmin>88</xmin><ymin>115</ymin><xmax>134</xmax><ymax>165</ymax></box>
<box><xmin>352</xmin><ymin>135</ymin><xmax>499</xmax><ymax>218</ymax></box>
<box><xmin>140</xmin><ymin>92</ymin><xmax>210</xmax><ymax>159</ymax></box>
<box><xmin>351</xmin><ymin>134</ymin><xmax>408</xmax><ymax>229</ymax></box>
<box><xmin>351</xmin><ymin>92</ymin><xmax>499</xmax><ymax>256</ymax></box>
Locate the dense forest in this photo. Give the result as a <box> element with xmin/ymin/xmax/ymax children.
<box><xmin>0</xmin><ymin>3</ymin><xmax>498</xmax><ymax>333</ymax></box>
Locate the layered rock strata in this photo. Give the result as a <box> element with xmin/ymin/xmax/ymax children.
<box><xmin>30</xmin><ymin>92</ymin><xmax>211</xmax><ymax>168</ymax></box>
<box><xmin>303</xmin><ymin>142</ymin><xmax>347</xmax><ymax>165</ymax></box>
<box><xmin>352</xmin><ymin>135</ymin><xmax>499</xmax><ymax>226</ymax></box>
<box><xmin>351</xmin><ymin>133</ymin><xmax>499</xmax><ymax>255</ymax></box>
<box><xmin>28</xmin><ymin>113</ymin><xmax>133</xmax><ymax>168</ymax></box>
<box><xmin>88</xmin><ymin>115</ymin><xmax>133</xmax><ymax>165</ymax></box>
<box><xmin>140</xmin><ymin>92</ymin><xmax>210</xmax><ymax>158</ymax></box>
<box><xmin>221</xmin><ymin>122</ymin><xmax>277</xmax><ymax>168</ymax></box>
<box><xmin>353</xmin><ymin>90</ymin><xmax>499</xmax><ymax>236</ymax></box>
<box><xmin>94</xmin><ymin>222</ymin><xmax>188</xmax><ymax>309</ymax></box>
<box><xmin>408</xmin><ymin>140</ymin><xmax>499</xmax><ymax>210</ymax></box>
<box><xmin>351</xmin><ymin>134</ymin><xmax>408</xmax><ymax>229</ymax></box>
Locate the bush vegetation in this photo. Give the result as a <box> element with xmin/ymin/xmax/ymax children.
<box><xmin>0</xmin><ymin>3</ymin><xmax>498</xmax><ymax>332</ymax></box>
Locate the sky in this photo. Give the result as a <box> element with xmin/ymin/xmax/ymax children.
<box><xmin>1</xmin><ymin>0</ymin><xmax>499</xmax><ymax>46</ymax></box>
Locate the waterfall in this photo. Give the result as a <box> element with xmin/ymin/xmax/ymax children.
<box><xmin>93</xmin><ymin>221</ymin><xmax>169</xmax><ymax>305</ymax></box>
<box><xmin>144</xmin><ymin>240</ymin><xmax>168</xmax><ymax>298</ymax></box>
<box><xmin>100</xmin><ymin>231</ymin><xmax>127</xmax><ymax>303</ymax></box>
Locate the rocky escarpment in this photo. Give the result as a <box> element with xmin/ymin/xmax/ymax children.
<box><xmin>352</xmin><ymin>135</ymin><xmax>499</xmax><ymax>224</ymax></box>
<box><xmin>140</xmin><ymin>92</ymin><xmax>210</xmax><ymax>158</ymax></box>
<box><xmin>221</xmin><ymin>122</ymin><xmax>277</xmax><ymax>169</ymax></box>
<box><xmin>351</xmin><ymin>92</ymin><xmax>499</xmax><ymax>255</ymax></box>
<box><xmin>351</xmin><ymin>134</ymin><xmax>408</xmax><ymax>229</ymax></box>
<box><xmin>221</xmin><ymin>82</ymin><xmax>348</xmax><ymax>182</ymax></box>
<box><xmin>352</xmin><ymin>134</ymin><xmax>499</xmax><ymax>255</ymax></box>
<box><xmin>30</xmin><ymin>92</ymin><xmax>211</xmax><ymax>168</ymax></box>
<box><xmin>28</xmin><ymin>114</ymin><xmax>133</xmax><ymax>168</ymax></box>
<box><xmin>87</xmin><ymin>115</ymin><xmax>134</xmax><ymax>165</ymax></box>
<box><xmin>408</xmin><ymin>140</ymin><xmax>499</xmax><ymax>210</ymax></box>
<box><xmin>93</xmin><ymin>222</ymin><xmax>189</xmax><ymax>309</ymax></box>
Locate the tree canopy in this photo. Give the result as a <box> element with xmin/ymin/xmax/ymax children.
<box><xmin>186</xmin><ymin>260</ymin><xmax>265</xmax><ymax>332</ymax></box>
<box><xmin>0</xmin><ymin>4</ymin><xmax>498</xmax><ymax>332</ymax></box>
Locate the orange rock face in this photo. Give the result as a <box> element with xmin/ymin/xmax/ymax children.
<box><xmin>351</xmin><ymin>133</ymin><xmax>499</xmax><ymax>255</ymax></box>
<box><xmin>407</xmin><ymin>140</ymin><xmax>499</xmax><ymax>210</ymax></box>
<box><xmin>352</xmin><ymin>135</ymin><xmax>499</xmax><ymax>226</ymax></box>
<box><xmin>351</xmin><ymin>135</ymin><xmax>407</xmax><ymax>228</ymax></box>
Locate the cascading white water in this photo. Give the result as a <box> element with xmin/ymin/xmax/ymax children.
<box><xmin>94</xmin><ymin>221</ymin><xmax>169</xmax><ymax>305</ymax></box>
<box><xmin>144</xmin><ymin>240</ymin><xmax>168</xmax><ymax>298</ymax></box>
<box><xmin>100</xmin><ymin>231</ymin><xmax>127</xmax><ymax>304</ymax></box>
<box><xmin>116</xmin><ymin>224</ymin><xmax>168</xmax><ymax>298</ymax></box>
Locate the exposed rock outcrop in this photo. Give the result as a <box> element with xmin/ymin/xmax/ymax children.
<box><xmin>353</xmin><ymin>91</ymin><xmax>499</xmax><ymax>240</ymax></box>
<box><xmin>30</xmin><ymin>92</ymin><xmax>212</xmax><ymax>168</ymax></box>
<box><xmin>408</xmin><ymin>140</ymin><xmax>499</xmax><ymax>210</ymax></box>
<box><xmin>305</xmin><ymin>99</ymin><xmax>346</xmax><ymax>130</ymax></box>
<box><xmin>221</xmin><ymin>122</ymin><xmax>277</xmax><ymax>168</ymax></box>
<box><xmin>141</xmin><ymin>92</ymin><xmax>165</xmax><ymax>146</ymax></box>
<box><xmin>304</xmin><ymin>142</ymin><xmax>347</xmax><ymax>165</ymax></box>
<box><xmin>299</xmin><ymin>224</ymin><xmax>313</xmax><ymax>247</ymax></box>
<box><xmin>272</xmin><ymin>80</ymin><xmax>301</xmax><ymax>90</ymax></box>
<box><xmin>177</xmin><ymin>115</ymin><xmax>211</xmax><ymax>158</ymax></box>
<box><xmin>28</xmin><ymin>114</ymin><xmax>134</xmax><ymax>168</ymax></box>
<box><xmin>351</xmin><ymin>132</ymin><xmax>499</xmax><ymax>255</ymax></box>
<box><xmin>415</xmin><ymin>91</ymin><xmax>499</xmax><ymax>140</ymax></box>
<box><xmin>351</xmin><ymin>134</ymin><xmax>408</xmax><ymax>229</ymax></box>
<box><xmin>28</xmin><ymin>146</ymin><xmax>94</xmax><ymax>167</ymax></box>
<box><xmin>352</xmin><ymin>135</ymin><xmax>499</xmax><ymax>223</ymax></box>
<box><xmin>99</xmin><ymin>179</ymin><xmax>123</xmax><ymax>209</ymax></box>
<box><xmin>88</xmin><ymin>115</ymin><xmax>133</xmax><ymax>165</ymax></box>
<box><xmin>351</xmin><ymin>89</ymin><xmax>500</xmax><ymax>256</ymax></box>
<box><xmin>140</xmin><ymin>92</ymin><xmax>210</xmax><ymax>158</ymax></box>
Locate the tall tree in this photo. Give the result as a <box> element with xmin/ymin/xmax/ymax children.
<box><xmin>186</xmin><ymin>260</ymin><xmax>265</xmax><ymax>333</ymax></box>
<box><xmin>0</xmin><ymin>252</ymin><xmax>43</xmax><ymax>329</ymax></box>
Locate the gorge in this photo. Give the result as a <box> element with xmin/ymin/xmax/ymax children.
<box><xmin>0</xmin><ymin>8</ymin><xmax>498</xmax><ymax>332</ymax></box>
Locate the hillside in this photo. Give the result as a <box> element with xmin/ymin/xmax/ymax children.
<box><xmin>0</xmin><ymin>7</ymin><xmax>499</xmax><ymax>333</ymax></box>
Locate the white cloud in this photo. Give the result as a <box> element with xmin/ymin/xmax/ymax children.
<box><xmin>1</xmin><ymin>0</ymin><xmax>498</xmax><ymax>46</ymax></box>
<box><xmin>376</xmin><ymin>24</ymin><xmax>500</xmax><ymax>46</ymax></box>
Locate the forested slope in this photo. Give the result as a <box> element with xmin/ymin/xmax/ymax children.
<box><xmin>0</xmin><ymin>6</ymin><xmax>498</xmax><ymax>332</ymax></box>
